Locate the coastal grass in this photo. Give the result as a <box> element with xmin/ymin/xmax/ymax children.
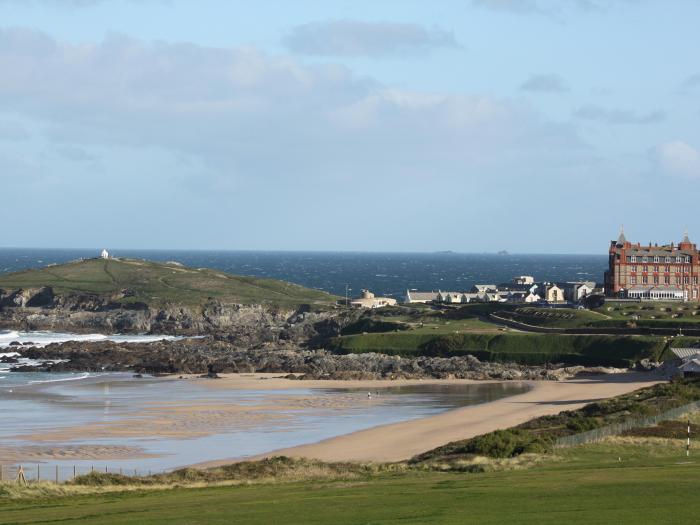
<box><xmin>412</xmin><ymin>379</ymin><xmax>700</xmax><ymax>467</ymax></box>
<box><xmin>0</xmin><ymin>258</ymin><xmax>338</xmax><ymax>308</ymax></box>
<box><xmin>2</xmin><ymin>444</ymin><xmax>699</xmax><ymax>524</ymax></box>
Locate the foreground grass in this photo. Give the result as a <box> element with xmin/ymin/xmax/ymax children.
<box><xmin>1</xmin><ymin>444</ymin><xmax>698</xmax><ymax>524</ymax></box>
<box><xmin>0</xmin><ymin>258</ymin><xmax>337</xmax><ymax>308</ymax></box>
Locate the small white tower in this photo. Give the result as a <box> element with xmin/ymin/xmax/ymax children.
<box><xmin>100</xmin><ymin>249</ymin><xmax>110</xmax><ymax>259</ymax></box>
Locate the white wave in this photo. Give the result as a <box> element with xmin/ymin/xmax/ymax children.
<box><xmin>0</xmin><ymin>331</ymin><xmax>182</xmax><ymax>349</ymax></box>
<box><xmin>28</xmin><ymin>372</ymin><xmax>90</xmax><ymax>385</ymax></box>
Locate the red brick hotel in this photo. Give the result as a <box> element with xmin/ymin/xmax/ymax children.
<box><xmin>605</xmin><ymin>229</ymin><xmax>700</xmax><ymax>301</ymax></box>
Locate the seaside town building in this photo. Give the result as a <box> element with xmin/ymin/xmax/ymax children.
<box><xmin>350</xmin><ymin>289</ymin><xmax>397</xmax><ymax>309</ymax></box>
<box><xmin>404</xmin><ymin>291</ymin><xmax>440</xmax><ymax>303</ymax></box>
<box><xmin>100</xmin><ymin>249</ymin><xmax>110</xmax><ymax>259</ymax></box>
<box><xmin>605</xmin><ymin>229</ymin><xmax>700</xmax><ymax>301</ymax></box>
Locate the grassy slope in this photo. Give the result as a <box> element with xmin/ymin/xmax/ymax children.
<box><xmin>331</xmin><ymin>331</ymin><xmax>665</xmax><ymax>366</ymax></box>
<box><xmin>0</xmin><ymin>258</ymin><xmax>337</xmax><ymax>308</ymax></box>
<box><xmin>2</xmin><ymin>445</ymin><xmax>699</xmax><ymax>524</ymax></box>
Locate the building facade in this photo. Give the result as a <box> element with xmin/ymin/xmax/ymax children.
<box><xmin>604</xmin><ymin>230</ymin><xmax>700</xmax><ymax>301</ymax></box>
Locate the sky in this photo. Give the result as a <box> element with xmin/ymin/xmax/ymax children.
<box><xmin>0</xmin><ymin>0</ymin><xmax>698</xmax><ymax>253</ymax></box>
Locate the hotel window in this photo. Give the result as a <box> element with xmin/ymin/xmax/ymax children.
<box><xmin>631</xmin><ymin>276</ymin><xmax>637</xmax><ymax>284</ymax></box>
<box><xmin>694</xmin><ymin>276</ymin><xmax>699</xmax><ymax>284</ymax></box>
<box><xmin>666</xmin><ymin>256</ymin><xmax>672</xmax><ymax>263</ymax></box>
<box><xmin>665</xmin><ymin>265</ymin><xmax>670</xmax><ymax>272</ymax></box>
<box><xmin>686</xmin><ymin>256</ymin><xmax>691</xmax><ymax>263</ymax></box>
<box><xmin>642</xmin><ymin>256</ymin><xmax>648</xmax><ymax>262</ymax></box>
<box><xmin>684</xmin><ymin>266</ymin><xmax>689</xmax><ymax>273</ymax></box>
<box><xmin>654</xmin><ymin>256</ymin><xmax>659</xmax><ymax>263</ymax></box>
<box><xmin>631</xmin><ymin>265</ymin><xmax>637</xmax><ymax>272</ymax></box>
<box><xmin>653</xmin><ymin>276</ymin><xmax>659</xmax><ymax>284</ymax></box>
<box><xmin>676</xmin><ymin>256</ymin><xmax>683</xmax><ymax>263</ymax></box>
<box><xmin>643</xmin><ymin>265</ymin><xmax>648</xmax><ymax>272</ymax></box>
<box><xmin>664</xmin><ymin>276</ymin><xmax>670</xmax><ymax>284</ymax></box>
<box><xmin>685</xmin><ymin>276</ymin><xmax>690</xmax><ymax>284</ymax></box>
<box><xmin>676</xmin><ymin>276</ymin><xmax>681</xmax><ymax>284</ymax></box>
<box><xmin>642</xmin><ymin>276</ymin><xmax>648</xmax><ymax>284</ymax></box>
<box><xmin>631</xmin><ymin>255</ymin><xmax>637</xmax><ymax>263</ymax></box>
<box><xmin>654</xmin><ymin>265</ymin><xmax>659</xmax><ymax>272</ymax></box>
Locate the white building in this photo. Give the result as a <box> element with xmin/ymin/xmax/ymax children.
<box><xmin>350</xmin><ymin>289</ymin><xmax>397</xmax><ymax>309</ymax></box>
<box><xmin>100</xmin><ymin>249</ymin><xmax>110</xmax><ymax>259</ymax></box>
<box><xmin>626</xmin><ymin>286</ymin><xmax>686</xmax><ymax>301</ymax></box>
<box><xmin>404</xmin><ymin>290</ymin><xmax>440</xmax><ymax>303</ymax></box>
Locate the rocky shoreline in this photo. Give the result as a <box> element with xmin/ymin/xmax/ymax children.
<box><xmin>11</xmin><ymin>338</ymin><xmax>633</xmax><ymax>381</ymax></box>
<box><xmin>0</xmin><ymin>286</ymin><xmax>355</xmax><ymax>340</ymax></box>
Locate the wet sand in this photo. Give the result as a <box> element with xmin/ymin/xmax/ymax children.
<box><xmin>195</xmin><ymin>372</ymin><xmax>662</xmax><ymax>466</ymax></box>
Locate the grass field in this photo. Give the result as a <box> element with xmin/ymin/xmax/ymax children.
<box><xmin>1</xmin><ymin>441</ymin><xmax>697</xmax><ymax>524</ymax></box>
<box><xmin>331</xmin><ymin>330</ymin><xmax>667</xmax><ymax>366</ymax></box>
<box><xmin>0</xmin><ymin>258</ymin><xmax>337</xmax><ymax>308</ymax></box>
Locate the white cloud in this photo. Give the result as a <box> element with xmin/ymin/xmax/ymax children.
<box><xmin>651</xmin><ymin>141</ymin><xmax>700</xmax><ymax>179</ymax></box>
<box><xmin>283</xmin><ymin>20</ymin><xmax>458</xmax><ymax>58</ymax></box>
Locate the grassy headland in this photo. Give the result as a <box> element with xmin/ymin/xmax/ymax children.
<box><xmin>0</xmin><ymin>257</ymin><xmax>338</xmax><ymax>308</ymax></box>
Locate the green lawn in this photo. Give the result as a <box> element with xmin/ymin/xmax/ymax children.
<box><xmin>331</xmin><ymin>331</ymin><xmax>666</xmax><ymax>366</ymax></box>
<box><xmin>0</xmin><ymin>258</ymin><xmax>338</xmax><ymax>308</ymax></box>
<box><xmin>2</xmin><ymin>444</ymin><xmax>698</xmax><ymax>524</ymax></box>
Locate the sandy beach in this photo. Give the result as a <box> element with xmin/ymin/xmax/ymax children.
<box><xmin>195</xmin><ymin>372</ymin><xmax>662</xmax><ymax>466</ymax></box>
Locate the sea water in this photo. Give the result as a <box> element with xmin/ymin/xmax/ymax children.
<box><xmin>0</xmin><ymin>248</ymin><xmax>607</xmax><ymax>299</ymax></box>
<box><xmin>0</xmin><ymin>330</ymin><xmax>182</xmax><ymax>388</ymax></box>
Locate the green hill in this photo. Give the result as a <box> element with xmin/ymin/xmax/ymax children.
<box><xmin>0</xmin><ymin>258</ymin><xmax>338</xmax><ymax>308</ymax></box>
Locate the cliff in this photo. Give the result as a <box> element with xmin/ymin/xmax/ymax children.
<box><xmin>0</xmin><ymin>258</ymin><xmax>344</xmax><ymax>338</ymax></box>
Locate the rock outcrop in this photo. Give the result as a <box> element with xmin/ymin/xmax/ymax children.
<box><xmin>0</xmin><ymin>287</ymin><xmax>358</xmax><ymax>344</ymax></box>
<box><xmin>15</xmin><ymin>338</ymin><xmax>625</xmax><ymax>381</ymax></box>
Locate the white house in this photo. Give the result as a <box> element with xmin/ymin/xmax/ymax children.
<box><xmin>100</xmin><ymin>249</ymin><xmax>110</xmax><ymax>259</ymax></box>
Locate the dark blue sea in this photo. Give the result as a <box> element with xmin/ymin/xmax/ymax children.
<box><xmin>0</xmin><ymin>249</ymin><xmax>606</xmax><ymax>299</ymax></box>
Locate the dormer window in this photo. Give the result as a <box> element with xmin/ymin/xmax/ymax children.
<box><xmin>686</xmin><ymin>256</ymin><xmax>691</xmax><ymax>263</ymax></box>
<box><xmin>676</xmin><ymin>256</ymin><xmax>683</xmax><ymax>263</ymax></box>
<box><xmin>631</xmin><ymin>255</ymin><xmax>636</xmax><ymax>263</ymax></box>
<box><xmin>653</xmin><ymin>256</ymin><xmax>659</xmax><ymax>263</ymax></box>
<box><xmin>665</xmin><ymin>256</ymin><xmax>672</xmax><ymax>263</ymax></box>
<box><xmin>642</xmin><ymin>256</ymin><xmax>648</xmax><ymax>263</ymax></box>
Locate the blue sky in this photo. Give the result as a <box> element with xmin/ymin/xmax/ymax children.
<box><xmin>0</xmin><ymin>0</ymin><xmax>698</xmax><ymax>253</ymax></box>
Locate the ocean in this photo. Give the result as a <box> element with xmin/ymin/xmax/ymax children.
<box><xmin>0</xmin><ymin>248</ymin><xmax>607</xmax><ymax>299</ymax></box>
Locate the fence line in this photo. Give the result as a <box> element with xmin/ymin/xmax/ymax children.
<box><xmin>554</xmin><ymin>399</ymin><xmax>700</xmax><ymax>448</ymax></box>
<box><xmin>0</xmin><ymin>464</ymin><xmax>163</xmax><ymax>484</ymax></box>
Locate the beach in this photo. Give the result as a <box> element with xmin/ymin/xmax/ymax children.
<box><xmin>194</xmin><ymin>372</ymin><xmax>662</xmax><ymax>466</ymax></box>
<box><xmin>0</xmin><ymin>372</ymin><xmax>663</xmax><ymax>472</ymax></box>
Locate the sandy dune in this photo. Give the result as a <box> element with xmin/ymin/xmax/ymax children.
<box><xmin>196</xmin><ymin>372</ymin><xmax>662</xmax><ymax>466</ymax></box>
